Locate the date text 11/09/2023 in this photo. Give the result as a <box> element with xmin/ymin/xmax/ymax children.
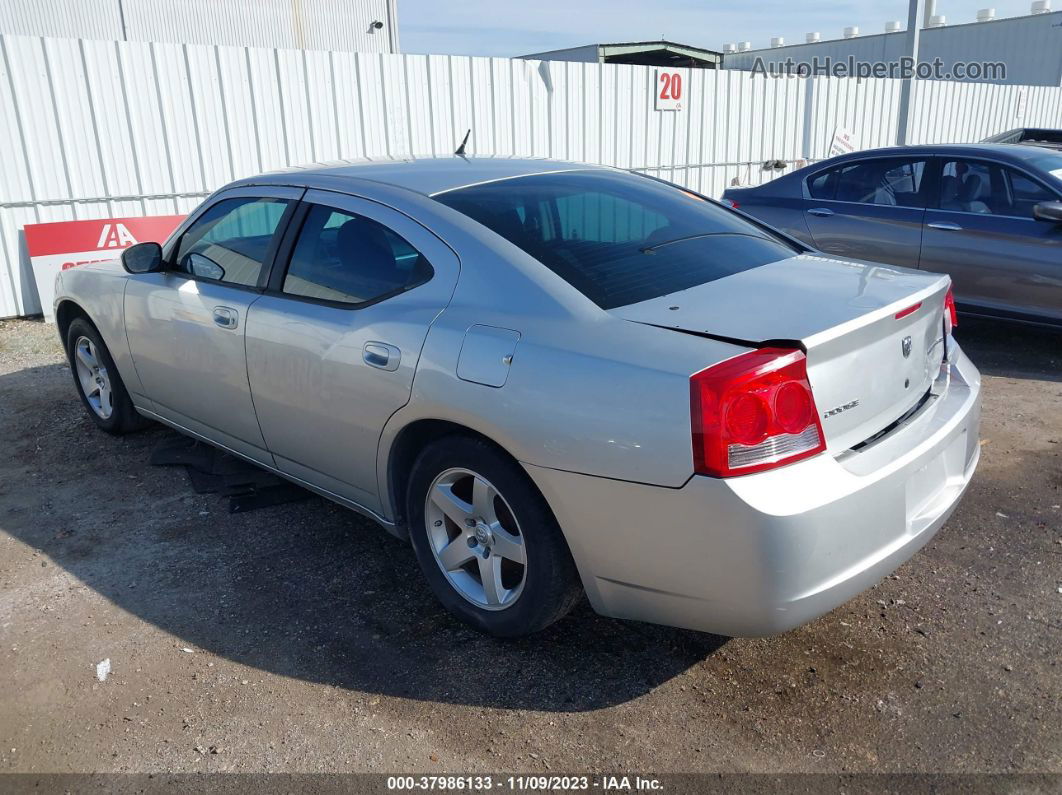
<box><xmin>387</xmin><ymin>775</ymin><xmax>664</xmax><ymax>791</ymax></box>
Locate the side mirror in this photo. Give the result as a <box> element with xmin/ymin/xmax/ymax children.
<box><xmin>1032</xmin><ymin>200</ymin><xmax>1062</xmax><ymax>223</ymax></box>
<box><xmin>121</xmin><ymin>242</ymin><xmax>163</xmax><ymax>274</ymax></box>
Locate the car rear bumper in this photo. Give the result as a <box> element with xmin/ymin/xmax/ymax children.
<box><xmin>524</xmin><ymin>342</ymin><xmax>981</xmax><ymax>637</ymax></box>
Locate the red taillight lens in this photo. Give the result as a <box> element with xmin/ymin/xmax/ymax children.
<box><xmin>721</xmin><ymin>198</ymin><xmax>739</xmax><ymax>209</ymax></box>
<box><xmin>690</xmin><ymin>348</ymin><xmax>826</xmax><ymax>477</ymax></box>
<box><xmin>944</xmin><ymin>287</ymin><xmax>958</xmax><ymax>332</ymax></box>
<box><xmin>774</xmin><ymin>381</ymin><xmax>813</xmax><ymax>433</ymax></box>
<box><xmin>726</xmin><ymin>393</ymin><xmax>770</xmax><ymax>444</ymax></box>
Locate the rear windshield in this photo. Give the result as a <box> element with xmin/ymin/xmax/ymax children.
<box><xmin>1021</xmin><ymin>129</ymin><xmax>1062</xmax><ymax>144</ymax></box>
<box><xmin>434</xmin><ymin>170</ymin><xmax>800</xmax><ymax>309</ymax></box>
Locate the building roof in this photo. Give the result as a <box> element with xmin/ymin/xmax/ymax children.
<box><xmin>523</xmin><ymin>40</ymin><xmax>722</xmax><ymax>66</ymax></box>
<box><xmin>725</xmin><ymin>9</ymin><xmax>1062</xmax><ymax>56</ymax></box>
<box><xmin>720</xmin><ymin>10</ymin><xmax>1062</xmax><ymax>86</ymax></box>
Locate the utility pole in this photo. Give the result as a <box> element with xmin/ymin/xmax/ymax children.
<box><xmin>117</xmin><ymin>0</ymin><xmax>128</xmax><ymax>40</ymax></box>
<box><xmin>896</xmin><ymin>0</ymin><xmax>924</xmax><ymax>146</ymax></box>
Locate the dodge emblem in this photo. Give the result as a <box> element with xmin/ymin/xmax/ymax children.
<box><xmin>901</xmin><ymin>336</ymin><xmax>913</xmax><ymax>358</ymax></box>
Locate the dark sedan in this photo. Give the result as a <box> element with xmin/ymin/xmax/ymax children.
<box><xmin>722</xmin><ymin>144</ymin><xmax>1062</xmax><ymax>328</ymax></box>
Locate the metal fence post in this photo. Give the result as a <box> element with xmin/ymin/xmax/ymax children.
<box><xmin>896</xmin><ymin>0</ymin><xmax>925</xmax><ymax>145</ymax></box>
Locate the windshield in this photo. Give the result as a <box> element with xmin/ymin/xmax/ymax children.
<box><xmin>1029</xmin><ymin>152</ymin><xmax>1062</xmax><ymax>187</ymax></box>
<box><xmin>434</xmin><ymin>170</ymin><xmax>801</xmax><ymax>309</ymax></box>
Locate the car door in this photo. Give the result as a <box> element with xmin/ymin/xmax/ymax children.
<box><xmin>919</xmin><ymin>157</ymin><xmax>1062</xmax><ymax>323</ymax></box>
<box><xmin>802</xmin><ymin>156</ymin><xmax>931</xmax><ymax>269</ymax></box>
<box><xmin>244</xmin><ymin>189</ymin><xmax>460</xmax><ymax>514</ymax></box>
<box><xmin>124</xmin><ymin>186</ymin><xmax>301</xmax><ymax>464</ymax></box>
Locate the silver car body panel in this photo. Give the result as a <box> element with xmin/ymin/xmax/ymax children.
<box><xmin>54</xmin><ymin>263</ymin><xmax>140</xmax><ymax>394</ymax></box>
<box><xmin>526</xmin><ymin>346</ymin><xmax>980</xmax><ymax>636</ymax></box>
<box><xmin>243</xmin><ymin>189</ymin><xmax>462</xmax><ymax>514</ymax></box>
<box><xmin>54</xmin><ymin>156</ymin><xmax>982</xmax><ymax>636</ymax></box>
<box><xmin>260</xmin><ymin>156</ymin><xmax>600</xmax><ymax>198</ymax></box>
<box><xmin>123</xmin><ymin>184</ymin><xmax>305</xmax><ymax>465</ymax></box>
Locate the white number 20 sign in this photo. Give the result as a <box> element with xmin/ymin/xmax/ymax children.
<box><xmin>655</xmin><ymin>69</ymin><xmax>683</xmax><ymax>111</ymax></box>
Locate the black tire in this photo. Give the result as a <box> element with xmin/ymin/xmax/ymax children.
<box><xmin>406</xmin><ymin>435</ymin><xmax>582</xmax><ymax>637</ymax></box>
<box><xmin>65</xmin><ymin>317</ymin><xmax>151</xmax><ymax>435</ymax></box>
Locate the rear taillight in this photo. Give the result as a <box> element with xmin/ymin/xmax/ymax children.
<box><xmin>721</xmin><ymin>198</ymin><xmax>739</xmax><ymax>209</ymax></box>
<box><xmin>690</xmin><ymin>348</ymin><xmax>826</xmax><ymax>477</ymax></box>
<box><xmin>944</xmin><ymin>287</ymin><xmax>958</xmax><ymax>333</ymax></box>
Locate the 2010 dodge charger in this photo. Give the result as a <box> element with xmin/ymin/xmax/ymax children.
<box><xmin>54</xmin><ymin>157</ymin><xmax>981</xmax><ymax>637</ymax></box>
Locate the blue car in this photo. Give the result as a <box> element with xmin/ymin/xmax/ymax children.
<box><xmin>723</xmin><ymin>144</ymin><xmax>1062</xmax><ymax>328</ymax></box>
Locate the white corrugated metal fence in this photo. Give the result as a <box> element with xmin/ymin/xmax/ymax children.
<box><xmin>1</xmin><ymin>32</ymin><xmax>1060</xmax><ymax>317</ymax></box>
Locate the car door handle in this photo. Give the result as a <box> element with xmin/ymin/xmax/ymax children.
<box><xmin>928</xmin><ymin>222</ymin><xmax>963</xmax><ymax>231</ymax></box>
<box><xmin>212</xmin><ymin>306</ymin><xmax>239</xmax><ymax>329</ymax></box>
<box><xmin>807</xmin><ymin>207</ymin><xmax>834</xmax><ymax>217</ymax></box>
<box><xmin>363</xmin><ymin>341</ymin><xmax>401</xmax><ymax>371</ymax></box>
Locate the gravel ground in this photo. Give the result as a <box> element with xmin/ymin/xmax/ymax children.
<box><xmin>0</xmin><ymin>316</ymin><xmax>1058</xmax><ymax>775</ymax></box>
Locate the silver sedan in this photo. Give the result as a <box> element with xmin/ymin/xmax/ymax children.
<box><xmin>54</xmin><ymin>158</ymin><xmax>982</xmax><ymax>637</ymax></box>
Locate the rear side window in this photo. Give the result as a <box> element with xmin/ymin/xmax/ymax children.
<box><xmin>175</xmin><ymin>197</ymin><xmax>290</xmax><ymax>287</ymax></box>
<box><xmin>807</xmin><ymin>169</ymin><xmax>838</xmax><ymax>199</ymax></box>
<box><xmin>834</xmin><ymin>158</ymin><xmax>927</xmax><ymax>206</ymax></box>
<box><xmin>282</xmin><ymin>204</ymin><xmax>433</xmax><ymax>306</ymax></box>
<box><xmin>435</xmin><ymin>170</ymin><xmax>799</xmax><ymax>309</ymax></box>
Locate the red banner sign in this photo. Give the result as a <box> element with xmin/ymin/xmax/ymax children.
<box><xmin>24</xmin><ymin>216</ymin><xmax>185</xmax><ymax>258</ymax></box>
<box><xmin>25</xmin><ymin>215</ymin><xmax>185</xmax><ymax>321</ymax></box>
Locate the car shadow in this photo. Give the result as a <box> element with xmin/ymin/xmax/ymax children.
<box><xmin>0</xmin><ymin>362</ymin><xmax>725</xmax><ymax>713</ymax></box>
<box><xmin>954</xmin><ymin>316</ymin><xmax>1061</xmax><ymax>382</ymax></box>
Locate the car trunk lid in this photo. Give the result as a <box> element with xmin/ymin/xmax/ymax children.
<box><xmin>612</xmin><ymin>253</ymin><xmax>949</xmax><ymax>453</ymax></box>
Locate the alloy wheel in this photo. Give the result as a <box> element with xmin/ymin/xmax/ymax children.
<box><xmin>73</xmin><ymin>336</ymin><xmax>113</xmax><ymax>419</ymax></box>
<box><xmin>424</xmin><ymin>467</ymin><xmax>527</xmax><ymax>610</ymax></box>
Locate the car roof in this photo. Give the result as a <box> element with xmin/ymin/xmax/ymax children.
<box><xmin>813</xmin><ymin>142</ymin><xmax>1056</xmax><ymax>167</ymax></box>
<box><xmin>230</xmin><ymin>156</ymin><xmax>609</xmax><ymax>197</ymax></box>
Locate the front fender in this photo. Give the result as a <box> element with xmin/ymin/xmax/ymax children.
<box><xmin>55</xmin><ymin>264</ymin><xmax>147</xmax><ymax>403</ymax></box>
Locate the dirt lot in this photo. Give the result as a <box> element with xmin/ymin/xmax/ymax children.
<box><xmin>0</xmin><ymin>316</ymin><xmax>1059</xmax><ymax>776</ymax></box>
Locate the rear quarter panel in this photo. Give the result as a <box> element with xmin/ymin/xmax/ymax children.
<box><xmin>394</xmin><ymin>312</ymin><xmax>741</xmax><ymax>485</ymax></box>
<box><xmin>737</xmin><ymin>196</ymin><xmax>815</xmax><ymax>244</ymax></box>
<box><xmin>373</xmin><ymin>193</ymin><xmax>749</xmax><ymax>517</ymax></box>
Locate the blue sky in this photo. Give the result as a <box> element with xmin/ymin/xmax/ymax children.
<box><xmin>398</xmin><ymin>0</ymin><xmax>1043</xmax><ymax>57</ymax></box>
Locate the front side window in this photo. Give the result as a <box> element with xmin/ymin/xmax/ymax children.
<box><xmin>175</xmin><ymin>197</ymin><xmax>290</xmax><ymax>286</ymax></box>
<box><xmin>435</xmin><ymin>170</ymin><xmax>800</xmax><ymax>309</ymax></box>
<box><xmin>282</xmin><ymin>204</ymin><xmax>433</xmax><ymax>305</ymax></box>
<box><xmin>1007</xmin><ymin>169</ymin><xmax>1056</xmax><ymax>216</ymax></box>
<box><xmin>1027</xmin><ymin>152</ymin><xmax>1062</xmax><ymax>188</ymax></box>
<box><xmin>939</xmin><ymin>160</ymin><xmax>996</xmax><ymax>214</ymax></box>
<box><xmin>833</xmin><ymin>158</ymin><xmax>927</xmax><ymax>206</ymax></box>
<box><xmin>940</xmin><ymin>159</ymin><xmax>1056</xmax><ymax>216</ymax></box>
